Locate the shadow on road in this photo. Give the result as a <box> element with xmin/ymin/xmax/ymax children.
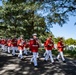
<box><xmin>0</xmin><ymin>51</ymin><xmax>76</xmax><ymax>75</ymax></box>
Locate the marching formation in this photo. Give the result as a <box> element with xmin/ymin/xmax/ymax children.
<box><xmin>0</xmin><ymin>33</ymin><xmax>66</xmax><ymax>67</ymax></box>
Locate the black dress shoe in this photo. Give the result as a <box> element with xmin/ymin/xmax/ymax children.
<box><xmin>34</xmin><ymin>65</ymin><xmax>38</xmax><ymax>68</ymax></box>
<box><xmin>52</xmin><ymin>62</ymin><xmax>55</xmax><ymax>65</ymax></box>
<box><xmin>12</xmin><ymin>54</ymin><xmax>16</xmax><ymax>56</ymax></box>
<box><xmin>25</xmin><ymin>54</ymin><xmax>28</xmax><ymax>56</ymax></box>
<box><xmin>21</xmin><ymin>58</ymin><xmax>25</xmax><ymax>61</ymax></box>
<box><xmin>44</xmin><ymin>60</ymin><xmax>47</xmax><ymax>62</ymax></box>
<box><xmin>55</xmin><ymin>59</ymin><xmax>59</xmax><ymax>61</ymax></box>
<box><xmin>37</xmin><ymin>57</ymin><xmax>39</xmax><ymax>60</ymax></box>
<box><xmin>8</xmin><ymin>52</ymin><xmax>11</xmax><ymax>54</ymax></box>
<box><xmin>63</xmin><ymin>61</ymin><xmax>66</xmax><ymax>63</ymax></box>
<box><xmin>31</xmin><ymin>62</ymin><xmax>34</xmax><ymax>65</ymax></box>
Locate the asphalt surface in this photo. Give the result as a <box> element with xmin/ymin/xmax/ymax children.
<box><xmin>0</xmin><ymin>50</ymin><xmax>76</xmax><ymax>75</ymax></box>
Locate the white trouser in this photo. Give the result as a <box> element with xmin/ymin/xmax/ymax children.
<box><xmin>37</xmin><ymin>52</ymin><xmax>39</xmax><ymax>58</ymax></box>
<box><xmin>0</xmin><ymin>44</ymin><xmax>1</xmax><ymax>48</ymax></box>
<box><xmin>18</xmin><ymin>50</ymin><xmax>23</xmax><ymax>59</ymax></box>
<box><xmin>12</xmin><ymin>47</ymin><xmax>17</xmax><ymax>55</ymax></box>
<box><xmin>43</xmin><ymin>50</ymin><xmax>47</xmax><ymax>56</ymax></box>
<box><xmin>15</xmin><ymin>46</ymin><xmax>18</xmax><ymax>51</ymax></box>
<box><xmin>24</xmin><ymin>47</ymin><xmax>27</xmax><ymax>55</ymax></box>
<box><xmin>57</xmin><ymin>51</ymin><xmax>65</xmax><ymax>61</ymax></box>
<box><xmin>45</xmin><ymin>50</ymin><xmax>54</xmax><ymax>63</ymax></box>
<box><xmin>31</xmin><ymin>52</ymin><xmax>38</xmax><ymax>66</ymax></box>
<box><xmin>15</xmin><ymin>47</ymin><xmax>18</xmax><ymax>51</ymax></box>
<box><xmin>4</xmin><ymin>46</ymin><xmax>8</xmax><ymax>52</ymax></box>
<box><xmin>8</xmin><ymin>47</ymin><xmax>11</xmax><ymax>53</ymax></box>
<box><xmin>2</xmin><ymin>45</ymin><xmax>5</xmax><ymax>50</ymax></box>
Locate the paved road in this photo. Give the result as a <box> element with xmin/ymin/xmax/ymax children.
<box><xmin>0</xmin><ymin>50</ymin><xmax>76</xmax><ymax>75</ymax></box>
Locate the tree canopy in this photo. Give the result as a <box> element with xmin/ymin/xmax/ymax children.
<box><xmin>65</xmin><ymin>38</ymin><xmax>76</xmax><ymax>45</ymax></box>
<box><xmin>0</xmin><ymin>0</ymin><xmax>76</xmax><ymax>38</ymax></box>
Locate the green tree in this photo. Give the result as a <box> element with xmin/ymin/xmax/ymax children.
<box><xmin>0</xmin><ymin>0</ymin><xmax>46</xmax><ymax>38</ymax></box>
<box><xmin>65</xmin><ymin>38</ymin><xmax>76</xmax><ymax>45</ymax></box>
<box><xmin>38</xmin><ymin>0</ymin><xmax>76</xmax><ymax>26</ymax></box>
<box><xmin>0</xmin><ymin>0</ymin><xmax>76</xmax><ymax>38</ymax></box>
<box><xmin>39</xmin><ymin>32</ymin><xmax>54</xmax><ymax>43</ymax></box>
<box><xmin>54</xmin><ymin>37</ymin><xmax>65</xmax><ymax>44</ymax></box>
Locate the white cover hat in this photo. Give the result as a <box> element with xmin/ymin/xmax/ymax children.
<box><xmin>32</xmin><ymin>33</ymin><xmax>37</xmax><ymax>36</ymax></box>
